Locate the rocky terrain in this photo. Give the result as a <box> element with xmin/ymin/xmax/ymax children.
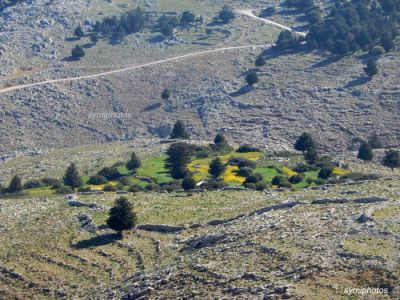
<box><xmin>0</xmin><ymin>0</ymin><xmax>399</xmax><ymax>155</ymax></box>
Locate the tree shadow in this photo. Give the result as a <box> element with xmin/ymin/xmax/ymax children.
<box><xmin>62</xmin><ymin>56</ymin><xmax>80</xmax><ymax>62</ymax></box>
<box><xmin>230</xmin><ymin>85</ymin><xmax>253</xmax><ymax>97</ymax></box>
<box><xmin>149</xmin><ymin>35</ymin><xmax>165</xmax><ymax>43</ymax></box>
<box><xmin>312</xmin><ymin>56</ymin><xmax>341</xmax><ymax>68</ymax></box>
<box><xmin>81</xmin><ymin>43</ymin><xmax>94</xmax><ymax>49</ymax></box>
<box><xmin>142</xmin><ymin>102</ymin><xmax>162</xmax><ymax>112</ymax></box>
<box><xmin>73</xmin><ymin>233</ymin><xmax>121</xmax><ymax>249</ymax></box>
<box><xmin>65</xmin><ymin>36</ymin><xmax>80</xmax><ymax>42</ymax></box>
<box><xmin>344</xmin><ymin>77</ymin><xmax>370</xmax><ymax>89</ymax></box>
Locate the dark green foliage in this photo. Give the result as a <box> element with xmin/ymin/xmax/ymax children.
<box><xmin>56</xmin><ymin>186</ymin><xmax>74</xmax><ymax>194</ymax></box>
<box><xmin>236</xmin><ymin>144</ymin><xmax>261</xmax><ymax>153</ymax></box>
<box><xmin>293</xmin><ymin>163</ymin><xmax>318</xmax><ymax>173</ymax></box>
<box><xmin>180</xmin><ymin>11</ymin><xmax>196</xmax><ymax>24</ymax></box>
<box><xmin>74</xmin><ymin>25</ymin><xmax>84</xmax><ymax>38</ymax></box>
<box><xmin>182</xmin><ymin>177</ymin><xmax>196</xmax><ymax>191</ymax></box>
<box><xmin>289</xmin><ymin>174</ymin><xmax>304</xmax><ymax>184</ymax></box>
<box><xmin>237</xmin><ymin>167</ymin><xmax>253</xmax><ymax>177</ymax></box>
<box><xmin>129</xmin><ymin>185</ymin><xmax>144</xmax><ymax>193</ymax></box>
<box><xmin>306</xmin><ymin>9</ymin><xmax>322</xmax><ymax>25</ymax></box>
<box><xmin>318</xmin><ymin>167</ymin><xmax>333</xmax><ymax>179</ymax></box>
<box><xmin>261</xmin><ymin>6</ymin><xmax>277</xmax><ymax>16</ymax></box>
<box><xmin>244</xmin><ymin>173</ymin><xmax>263</xmax><ymax>185</ymax></box>
<box><xmin>255</xmin><ymin>55</ymin><xmax>266</xmax><ymax>67</ymax></box>
<box><xmin>23</xmin><ymin>179</ymin><xmax>44</xmax><ymax>189</ymax></box>
<box><xmin>246</xmin><ymin>72</ymin><xmax>259</xmax><ymax>85</ymax></box>
<box><xmin>209</xmin><ymin>158</ymin><xmax>226</xmax><ymax>179</ymax></box>
<box><xmin>368</xmin><ymin>132</ymin><xmax>383</xmax><ymax>149</ymax></box>
<box><xmin>271</xmin><ymin>176</ymin><xmax>292</xmax><ymax>188</ymax></box>
<box><xmin>160</xmin><ymin>22</ymin><xmax>174</xmax><ymax>37</ymax></box>
<box><xmin>145</xmin><ymin>183</ymin><xmax>160</xmax><ymax>191</ymax></box>
<box><xmin>98</xmin><ymin>167</ymin><xmax>121</xmax><ymax>181</ymax></box>
<box><xmin>218</xmin><ymin>5</ymin><xmax>235</xmax><ymax>23</ymax></box>
<box><xmin>7</xmin><ymin>175</ymin><xmax>22</xmax><ymax>193</ymax></box>
<box><xmin>88</xmin><ymin>175</ymin><xmax>108</xmax><ymax>185</ymax></box>
<box><xmin>111</xmin><ymin>25</ymin><xmax>126</xmax><ymax>44</ymax></box>
<box><xmin>382</xmin><ymin>150</ymin><xmax>400</xmax><ymax>170</ymax></box>
<box><xmin>200</xmin><ymin>180</ymin><xmax>227</xmax><ymax>191</ymax></box>
<box><xmin>118</xmin><ymin>176</ymin><xmax>131</xmax><ymax>186</ymax></box>
<box><xmin>127</xmin><ymin>152</ymin><xmax>141</xmax><ymax>173</ymax></box>
<box><xmin>161</xmin><ymin>89</ymin><xmax>171</xmax><ymax>100</ymax></box>
<box><xmin>166</xmin><ymin>142</ymin><xmax>194</xmax><ymax>179</ymax></box>
<box><xmin>63</xmin><ymin>163</ymin><xmax>83</xmax><ymax>188</ymax></box>
<box><xmin>237</xmin><ymin>159</ymin><xmax>256</xmax><ymax>169</ymax></box>
<box><xmin>107</xmin><ymin>197</ymin><xmax>137</xmax><ymax>235</ymax></box>
<box><xmin>306</xmin><ymin>0</ymin><xmax>399</xmax><ymax>56</ymax></box>
<box><xmin>42</xmin><ymin>177</ymin><xmax>63</xmax><ymax>189</ymax></box>
<box><xmin>294</xmin><ymin>132</ymin><xmax>315</xmax><ymax>152</ymax></box>
<box><xmin>276</xmin><ymin>30</ymin><xmax>300</xmax><ymax>50</ymax></box>
<box><xmin>103</xmin><ymin>184</ymin><xmax>118</xmax><ymax>192</ymax></box>
<box><xmin>370</xmin><ymin>46</ymin><xmax>385</xmax><ymax>56</ymax></box>
<box><xmin>71</xmin><ymin>45</ymin><xmax>85</xmax><ymax>59</ymax></box>
<box><xmin>214</xmin><ymin>133</ymin><xmax>227</xmax><ymax>145</ymax></box>
<box><xmin>304</xmin><ymin>147</ymin><xmax>318</xmax><ymax>164</ymax></box>
<box><xmin>364</xmin><ymin>59</ymin><xmax>378</xmax><ymax>77</ymax></box>
<box><xmin>90</xmin><ymin>34</ymin><xmax>99</xmax><ymax>44</ymax></box>
<box><xmin>170</xmin><ymin>120</ymin><xmax>190</xmax><ymax>139</ymax></box>
<box><xmin>315</xmin><ymin>156</ymin><xmax>334</xmax><ymax>169</ymax></box>
<box><xmin>254</xmin><ymin>181</ymin><xmax>269</xmax><ymax>191</ymax></box>
<box><xmin>357</xmin><ymin>141</ymin><xmax>373</xmax><ymax>162</ymax></box>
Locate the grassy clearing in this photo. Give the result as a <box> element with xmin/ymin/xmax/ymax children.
<box><xmin>344</xmin><ymin>237</ymin><xmax>395</xmax><ymax>259</ymax></box>
<box><xmin>137</xmin><ymin>155</ymin><xmax>172</xmax><ymax>184</ymax></box>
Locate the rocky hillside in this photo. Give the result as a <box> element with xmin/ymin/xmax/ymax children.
<box><xmin>0</xmin><ymin>0</ymin><xmax>399</xmax><ymax>156</ymax></box>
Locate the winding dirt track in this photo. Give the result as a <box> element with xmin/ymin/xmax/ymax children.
<box><xmin>0</xmin><ymin>9</ymin><xmax>306</xmax><ymax>94</ymax></box>
<box><xmin>0</xmin><ymin>44</ymin><xmax>271</xmax><ymax>94</ymax></box>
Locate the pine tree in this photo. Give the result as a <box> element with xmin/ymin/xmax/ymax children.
<box><xmin>182</xmin><ymin>177</ymin><xmax>196</xmax><ymax>191</ymax></box>
<box><xmin>107</xmin><ymin>197</ymin><xmax>137</xmax><ymax>236</ymax></box>
<box><xmin>170</xmin><ymin>120</ymin><xmax>190</xmax><ymax>139</ymax></box>
<box><xmin>364</xmin><ymin>59</ymin><xmax>378</xmax><ymax>77</ymax></box>
<box><xmin>127</xmin><ymin>152</ymin><xmax>141</xmax><ymax>173</ymax></box>
<box><xmin>63</xmin><ymin>163</ymin><xmax>83</xmax><ymax>188</ymax></box>
<box><xmin>294</xmin><ymin>132</ymin><xmax>315</xmax><ymax>153</ymax></box>
<box><xmin>214</xmin><ymin>133</ymin><xmax>227</xmax><ymax>145</ymax></box>
<box><xmin>7</xmin><ymin>175</ymin><xmax>22</xmax><ymax>193</ymax></box>
<box><xmin>161</xmin><ymin>89</ymin><xmax>171</xmax><ymax>100</ymax></box>
<box><xmin>368</xmin><ymin>132</ymin><xmax>382</xmax><ymax>149</ymax></box>
<box><xmin>209</xmin><ymin>158</ymin><xmax>226</xmax><ymax>179</ymax></box>
<box><xmin>255</xmin><ymin>55</ymin><xmax>266</xmax><ymax>67</ymax></box>
<box><xmin>74</xmin><ymin>25</ymin><xmax>85</xmax><ymax>39</ymax></box>
<box><xmin>357</xmin><ymin>141</ymin><xmax>373</xmax><ymax>162</ymax></box>
<box><xmin>71</xmin><ymin>45</ymin><xmax>85</xmax><ymax>60</ymax></box>
<box><xmin>382</xmin><ymin>150</ymin><xmax>400</xmax><ymax>171</ymax></box>
<box><xmin>165</xmin><ymin>142</ymin><xmax>193</xmax><ymax>179</ymax></box>
<box><xmin>246</xmin><ymin>72</ymin><xmax>259</xmax><ymax>85</ymax></box>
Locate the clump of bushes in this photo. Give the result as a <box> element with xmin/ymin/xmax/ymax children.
<box><xmin>289</xmin><ymin>174</ymin><xmax>304</xmax><ymax>184</ymax></box>
<box><xmin>271</xmin><ymin>176</ymin><xmax>292</xmax><ymax>188</ymax></box>
<box><xmin>88</xmin><ymin>175</ymin><xmax>108</xmax><ymax>185</ymax></box>
<box><xmin>236</xmin><ymin>144</ymin><xmax>261</xmax><ymax>153</ymax></box>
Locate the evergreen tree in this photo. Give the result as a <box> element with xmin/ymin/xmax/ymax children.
<box><xmin>71</xmin><ymin>45</ymin><xmax>85</xmax><ymax>60</ymax></box>
<box><xmin>218</xmin><ymin>5</ymin><xmax>235</xmax><ymax>23</ymax></box>
<box><xmin>209</xmin><ymin>158</ymin><xmax>226</xmax><ymax>179</ymax></box>
<box><xmin>182</xmin><ymin>177</ymin><xmax>196</xmax><ymax>191</ymax></box>
<box><xmin>304</xmin><ymin>146</ymin><xmax>318</xmax><ymax>164</ymax></box>
<box><xmin>368</xmin><ymin>132</ymin><xmax>382</xmax><ymax>149</ymax></box>
<box><xmin>7</xmin><ymin>175</ymin><xmax>22</xmax><ymax>193</ymax></box>
<box><xmin>357</xmin><ymin>141</ymin><xmax>373</xmax><ymax>162</ymax></box>
<box><xmin>74</xmin><ymin>25</ymin><xmax>85</xmax><ymax>39</ymax></box>
<box><xmin>161</xmin><ymin>89</ymin><xmax>171</xmax><ymax>100</ymax></box>
<box><xmin>382</xmin><ymin>150</ymin><xmax>400</xmax><ymax>171</ymax></box>
<box><xmin>107</xmin><ymin>197</ymin><xmax>137</xmax><ymax>236</ymax></box>
<box><xmin>63</xmin><ymin>163</ymin><xmax>83</xmax><ymax>188</ymax></box>
<box><xmin>255</xmin><ymin>55</ymin><xmax>266</xmax><ymax>67</ymax></box>
<box><xmin>294</xmin><ymin>132</ymin><xmax>315</xmax><ymax>153</ymax></box>
<box><xmin>127</xmin><ymin>152</ymin><xmax>141</xmax><ymax>173</ymax></box>
<box><xmin>170</xmin><ymin>120</ymin><xmax>190</xmax><ymax>139</ymax></box>
<box><xmin>364</xmin><ymin>59</ymin><xmax>378</xmax><ymax>77</ymax></box>
<box><xmin>165</xmin><ymin>142</ymin><xmax>193</xmax><ymax>179</ymax></box>
<box><xmin>214</xmin><ymin>133</ymin><xmax>227</xmax><ymax>145</ymax></box>
<box><xmin>246</xmin><ymin>72</ymin><xmax>259</xmax><ymax>85</ymax></box>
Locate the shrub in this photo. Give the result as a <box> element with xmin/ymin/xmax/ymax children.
<box><xmin>318</xmin><ymin>167</ymin><xmax>333</xmax><ymax>179</ymax></box>
<box><xmin>371</xmin><ymin>46</ymin><xmax>385</xmax><ymax>57</ymax></box>
<box><xmin>118</xmin><ymin>176</ymin><xmax>131</xmax><ymax>186</ymax></box>
<box><xmin>271</xmin><ymin>176</ymin><xmax>292</xmax><ymax>188</ymax></box>
<box><xmin>98</xmin><ymin>167</ymin><xmax>121</xmax><ymax>181</ymax></box>
<box><xmin>314</xmin><ymin>178</ymin><xmax>326</xmax><ymax>185</ymax></box>
<box><xmin>56</xmin><ymin>186</ymin><xmax>74</xmax><ymax>194</ymax></box>
<box><xmin>255</xmin><ymin>55</ymin><xmax>266</xmax><ymax>67</ymax></box>
<box><xmin>244</xmin><ymin>173</ymin><xmax>263</xmax><ymax>184</ymax></box>
<box><xmin>129</xmin><ymin>185</ymin><xmax>144</xmax><ymax>193</ymax></box>
<box><xmin>293</xmin><ymin>163</ymin><xmax>315</xmax><ymax>173</ymax></box>
<box><xmin>182</xmin><ymin>177</ymin><xmax>196</xmax><ymax>191</ymax></box>
<box><xmin>237</xmin><ymin>167</ymin><xmax>253</xmax><ymax>177</ymax></box>
<box><xmin>289</xmin><ymin>174</ymin><xmax>304</xmax><ymax>184</ymax></box>
<box><xmin>209</xmin><ymin>158</ymin><xmax>226</xmax><ymax>179</ymax></box>
<box><xmin>236</xmin><ymin>144</ymin><xmax>261</xmax><ymax>153</ymax></box>
<box><xmin>63</xmin><ymin>163</ymin><xmax>83</xmax><ymax>188</ymax></box>
<box><xmin>71</xmin><ymin>45</ymin><xmax>85</xmax><ymax>59</ymax></box>
<box><xmin>145</xmin><ymin>183</ymin><xmax>159</xmax><ymax>191</ymax></box>
<box><xmin>255</xmin><ymin>181</ymin><xmax>269</xmax><ymax>191</ymax></box>
<box><xmin>238</xmin><ymin>159</ymin><xmax>257</xmax><ymax>169</ymax></box>
<box><xmin>88</xmin><ymin>175</ymin><xmax>108</xmax><ymax>185</ymax></box>
<box><xmin>23</xmin><ymin>179</ymin><xmax>44</xmax><ymax>189</ymax></box>
<box><xmin>200</xmin><ymin>180</ymin><xmax>227</xmax><ymax>191</ymax></box>
<box><xmin>78</xmin><ymin>186</ymin><xmax>92</xmax><ymax>192</ymax></box>
<box><xmin>107</xmin><ymin>197</ymin><xmax>137</xmax><ymax>235</ymax></box>
<box><xmin>218</xmin><ymin>5</ymin><xmax>235</xmax><ymax>23</ymax></box>
<box><xmin>103</xmin><ymin>184</ymin><xmax>118</xmax><ymax>192</ymax></box>
<box><xmin>261</xmin><ymin>6</ymin><xmax>277</xmax><ymax>16</ymax></box>
<box><xmin>245</xmin><ymin>72</ymin><xmax>259</xmax><ymax>85</ymax></box>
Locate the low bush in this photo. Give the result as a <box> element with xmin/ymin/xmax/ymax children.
<box><xmin>200</xmin><ymin>180</ymin><xmax>227</xmax><ymax>191</ymax></box>
<box><xmin>271</xmin><ymin>176</ymin><xmax>292</xmax><ymax>188</ymax></box>
<box><xmin>237</xmin><ymin>167</ymin><xmax>253</xmax><ymax>177</ymax></box>
<box><xmin>103</xmin><ymin>184</ymin><xmax>118</xmax><ymax>192</ymax></box>
<box><xmin>236</xmin><ymin>144</ymin><xmax>261</xmax><ymax>153</ymax></box>
<box><xmin>23</xmin><ymin>179</ymin><xmax>44</xmax><ymax>189</ymax></box>
<box><xmin>88</xmin><ymin>175</ymin><xmax>108</xmax><ymax>185</ymax></box>
<box><xmin>318</xmin><ymin>167</ymin><xmax>333</xmax><ymax>179</ymax></box>
<box><xmin>289</xmin><ymin>174</ymin><xmax>304</xmax><ymax>184</ymax></box>
<box><xmin>244</xmin><ymin>173</ymin><xmax>264</xmax><ymax>184</ymax></box>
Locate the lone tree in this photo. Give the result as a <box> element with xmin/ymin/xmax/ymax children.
<box><xmin>7</xmin><ymin>175</ymin><xmax>22</xmax><ymax>193</ymax></box>
<box><xmin>74</xmin><ymin>25</ymin><xmax>85</xmax><ymax>39</ymax></box>
<box><xmin>294</xmin><ymin>132</ymin><xmax>315</xmax><ymax>153</ymax></box>
<box><xmin>107</xmin><ymin>197</ymin><xmax>137</xmax><ymax>236</ymax></box>
<box><xmin>165</xmin><ymin>142</ymin><xmax>193</xmax><ymax>179</ymax></box>
<box><xmin>127</xmin><ymin>152</ymin><xmax>141</xmax><ymax>173</ymax></box>
<box><xmin>357</xmin><ymin>141</ymin><xmax>374</xmax><ymax>162</ymax></box>
<box><xmin>63</xmin><ymin>163</ymin><xmax>83</xmax><ymax>188</ymax></box>
<box><xmin>209</xmin><ymin>157</ymin><xmax>226</xmax><ymax>179</ymax></box>
<box><xmin>214</xmin><ymin>133</ymin><xmax>227</xmax><ymax>146</ymax></box>
<box><xmin>161</xmin><ymin>89</ymin><xmax>171</xmax><ymax>100</ymax></box>
<box><xmin>71</xmin><ymin>45</ymin><xmax>85</xmax><ymax>60</ymax></box>
<box><xmin>382</xmin><ymin>150</ymin><xmax>400</xmax><ymax>170</ymax></box>
<box><xmin>170</xmin><ymin>120</ymin><xmax>190</xmax><ymax>139</ymax></box>
<box><xmin>364</xmin><ymin>59</ymin><xmax>378</xmax><ymax>77</ymax></box>
<box><xmin>218</xmin><ymin>5</ymin><xmax>235</xmax><ymax>23</ymax></box>
<box><xmin>182</xmin><ymin>176</ymin><xmax>196</xmax><ymax>191</ymax></box>
<box><xmin>255</xmin><ymin>55</ymin><xmax>266</xmax><ymax>67</ymax></box>
<box><xmin>368</xmin><ymin>132</ymin><xmax>383</xmax><ymax>149</ymax></box>
<box><xmin>246</xmin><ymin>72</ymin><xmax>259</xmax><ymax>85</ymax></box>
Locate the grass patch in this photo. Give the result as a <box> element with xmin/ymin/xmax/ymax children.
<box><xmin>137</xmin><ymin>155</ymin><xmax>172</xmax><ymax>184</ymax></box>
<box><xmin>254</xmin><ymin>167</ymin><xmax>278</xmax><ymax>182</ymax></box>
<box><xmin>25</xmin><ymin>186</ymin><xmax>56</xmax><ymax>197</ymax></box>
<box><xmin>344</xmin><ymin>237</ymin><xmax>395</xmax><ymax>259</ymax></box>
